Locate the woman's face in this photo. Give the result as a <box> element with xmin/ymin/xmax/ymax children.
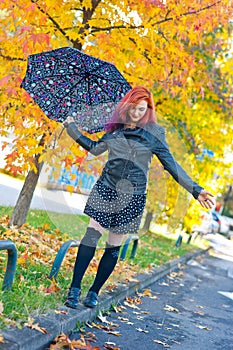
<box><xmin>127</xmin><ymin>100</ymin><xmax>148</xmax><ymax>124</ymax></box>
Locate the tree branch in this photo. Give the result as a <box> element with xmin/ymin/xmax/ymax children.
<box><xmin>91</xmin><ymin>24</ymin><xmax>140</xmax><ymax>33</ymax></box>
<box><xmin>31</xmin><ymin>0</ymin><xmax>71</xmax><ymax>43</ymax></box>
<box><xmin>0</xmin><ymin>50</ymin><xmax>25</xmax><ymax>61</ymax></box>
<box><xmin>177</xmin><ymin>120</ymin><xmax>200</xmax><ymax>154</ymax></box>
<box><xmin>73</xmin><ymin>0</ymin><xmax>102</xmax><ymax>49</ymax></box>
<box><xmin>152</xmin><ymin>1</ymin><xmax>222</xmax><ymax>26</ymax></box>
<box><xmin>91</xmin><ymin>1</ymin><xmax>221</xmax><ymax>33</ymax></box>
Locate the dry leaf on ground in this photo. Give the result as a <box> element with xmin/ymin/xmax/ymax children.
<box><xmin>24</xmin><ymin>318</ymin><xmax>47</xmax><ymax>334</ymax></box>
<box><xmin>107</xmin><ymin>331</ymin><xmax>121</xmax><ymax>336</ymax></box>
<box><xmin>0</xmin><ymin>335</ymin><xmax>4</xmax><ymax>343</ymax></box>
<box><xmin>54</xmin><ymin>310</ymin><xmax>68</xmax><ymax>315</ymax></box>
<box><xmin>153</xmin><ymin>339</ymin><xmax>170</xmax><ymax>347</ymax></box>
<box><xmin>104</xmin><ymin>345</ymin><xmax>120</xmax><ymax>350</ymax></box>
<box><xmin>196</xmin><ymin>325</ymin><xmax>212</xmax><ymax>331</ymax></box>
<box><xmin>136</xmin><ymin>328</ymin><xmax>149</xmax><ymax>333</ymax></box>
<box><xmin>164</xmin><ymin>304</ymin><xmax>180</xmax><ymax>313</ymax></box>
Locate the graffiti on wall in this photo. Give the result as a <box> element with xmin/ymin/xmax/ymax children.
<box><xmin>48</xmin><ymin>164</ymin><xmax>97</xmax><ymax>193</ymax></box>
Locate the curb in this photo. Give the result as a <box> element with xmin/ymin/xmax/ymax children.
<box><xmin>1</xmin><ymin>248</ymin><xmax>209</xmax><ymax>350</ymax></box>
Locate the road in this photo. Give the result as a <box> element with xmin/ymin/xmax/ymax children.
<box><xmin>0</xmin><ymin>172</ymin><xmax>87</xmax><ymax>215</ymax></box>
<box><xmin>1</xmin><ymin>172</ymin><xmax>233</xmax><ymax>349</ymax></box>
<box><xmin>69</xmin><ymin>251</ymin><xmax>233</xmax><ymax>350</ymax></box>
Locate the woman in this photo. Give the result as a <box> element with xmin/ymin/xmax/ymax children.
<box><xmin>63</xmin><ymin>86</ymin><xmax>214</xmax><ymax>309</ymax></box>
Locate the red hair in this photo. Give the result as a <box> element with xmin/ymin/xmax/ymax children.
<box><xmin>105</xmin><ymin>86</ymin><xmax>157</xmax><ymax>132</ymax></box>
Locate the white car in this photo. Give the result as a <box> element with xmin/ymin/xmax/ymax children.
<box><xmin>192</xmin><ymin>211</ymin><xmax>220</xmax><ymax>236</ymax></box>
<box><xmin>218</xmin><ymin>215</ymin><xmax>233</xmax><ymax>239</ymax></box>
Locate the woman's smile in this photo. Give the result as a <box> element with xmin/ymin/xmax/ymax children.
<box><xmin>128</xmin><ymin>100</ymin><xmax>148</xmax><ymax>124</ymax></box>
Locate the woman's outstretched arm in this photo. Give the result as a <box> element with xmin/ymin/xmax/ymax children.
<box><xmin>63</xmin><ymin>117</ymin><xmax>108</xmax><ymax>156</ymax></box>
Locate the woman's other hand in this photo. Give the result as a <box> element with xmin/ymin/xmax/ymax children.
<box><xmin>197</xmin><ymin>190</ymin><xmax>215</xmax><ymax>209</ymax></box>
<box><xmin>63</xmin><ymin>116</ymin><xmax>75</xmax><ymax>127</ymax></box>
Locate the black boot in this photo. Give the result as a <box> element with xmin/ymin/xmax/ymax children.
<box><xmin>83</xmin><ymin>291</ymin><xmax>98</xmax><ymax>308</ymax></box>
<box><xmin>64</xmin><ymin>287</ymin><xmax>81</xmax><ymax>309</ymax></box>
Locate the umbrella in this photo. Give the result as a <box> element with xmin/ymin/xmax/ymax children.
<box><xmin>21</xmin><ymin>47</ymin><xmax>131</xmax><ymax>133</ymax></box>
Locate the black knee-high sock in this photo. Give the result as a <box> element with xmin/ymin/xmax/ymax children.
<box><xmin>89</xmin><ymin>243</ymin><xmax>121</xmax><ymax>294</ymax></box>
<box><xmin>70</xmin><ymin>227</ymin><xmax>101</xmax><ymax>289</ymax></box>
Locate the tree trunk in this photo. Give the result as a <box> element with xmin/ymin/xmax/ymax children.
<box><xmin>143</xmin><ymin>211</ymin><xmax>153</xmax><ymax>231</ymax></box>
<box><xmin>10</xmin><ymin>153</ymin><xmax>44</xmax><ymax>227</ymax></box>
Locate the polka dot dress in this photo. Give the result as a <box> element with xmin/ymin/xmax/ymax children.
<box><xmin>84</xmin><ymin>181</ymin><xmax>146</xmax><ymax>234</ymax></box>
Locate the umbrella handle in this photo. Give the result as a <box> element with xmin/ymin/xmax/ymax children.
<box><xmin>57</xmin><ymin>126</ymin><xmax>66</xmax><ymax>140</ymax></box>
<box><xmin>51</xmin><ymin>127</ymin><xmax>66</xmax><ymax>149</ymax></box>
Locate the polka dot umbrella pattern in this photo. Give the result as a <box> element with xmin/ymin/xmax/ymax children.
<box><xmin>21</xmin><ymin>47</ymin><xmax>131</xmax><ymax>133</ymax></box>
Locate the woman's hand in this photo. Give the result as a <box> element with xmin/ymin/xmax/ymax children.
<box><xmin>197</xmin><ymin>189</ymin><xmax>215</xmax><ymax>209</ymax></box>
<box><xmin>63</xmin><ymin>116</ymin><xmax>74</xmax><ymax>127</ymax></box>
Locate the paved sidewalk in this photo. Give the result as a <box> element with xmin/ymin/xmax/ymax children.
<box><xmin>0</xmin><ymin>172</ymin><xmax>87</xmax><ymax>215</ymax></box>
<box><xmin>0</xmin><ymin>173</ymin><xmax>226</xmax><ymax>349</ymax></box>
<box><xmin>1</xmin><ymin>249</ymin><xmax>208</xmax><ymax>350</ymax></box>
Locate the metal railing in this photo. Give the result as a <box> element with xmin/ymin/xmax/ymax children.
<box><xmin>49</xmin><ymin>235</ymin><xmax>139</xmax><ymax>280</ymax></box>
<box><xmin>0</xmin><ymin>240</ymin><xmax>18</xmax><ymax>290</ymax></box>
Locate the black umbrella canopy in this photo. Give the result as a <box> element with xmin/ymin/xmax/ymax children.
<box><xmin>21</xmin><ymin>47</ymin><xmax>131</xmax><ymax>133</ymax></box>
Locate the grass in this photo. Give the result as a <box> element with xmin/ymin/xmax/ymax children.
<box><xmin>0</xmin><ymin>205</ymin><xmax>201</xmax><ymax>330</ymax></box>
<box><xmin>0</xmin><ymin>206</ymin><xmax>90</xmax><ymax>238</ymax></box>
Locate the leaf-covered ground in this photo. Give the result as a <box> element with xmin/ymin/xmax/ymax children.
<box><xmin>0</xmin><ymin>209</ymin><xmax>199</xmax><ymax>345</ymax></box>
<box><xmin>0</xmin><ymin>214</ymin><xmax>144</xmax><ymax>330</ymax></box>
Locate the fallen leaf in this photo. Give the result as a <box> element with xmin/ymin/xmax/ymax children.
<box><xmin>0</xmin><ymin>335</ymin><xmax>4</xmax><ymax>343</ymax></box>
<box><xmin>153</xmin><ymin>339</ymin><xmax>170</xmax><ymax>347</ymax></box>
<box><xmin>125</xmin><ymin>296</ymin><xmax>142</xmax><ymax>305</ymax></box>
<box><xmin>171</xmin><ymin>339</ymin><xmax>181</xmax><ymax>344</ymax></box>
<box><xmin>107</xmin><ymin>331</ymin><xmax>121</xmax><ymax>336</ymax></box>
<box><xmin>45</xmin><ymin>282</ymin><xmax>60</xmax><ymax>294</ymax></box>
<box><xmin>126</xmin><ymin>277</ymin><xmax>139</xmax><ymax>283</ymax></box>
<box><xmin>193</xmin><ymin>310</ymin><xmax>205</xmax><ymax>316</ymax></box>
<box><xmin>104</xmin><ymin>345</ymin><xmax>120</xmax><ymax>350</ymax></box>
<box><xmin>164</xmin><ymin>304</ymin><xmax>180</xmax><ymax>313</ymax></box>
<box><xmin>98</xmin><ymin>312</ymin><xmax>110</xmax><ymax>324</ymax></box>
<box><xmin>86</xmin><ymin>322</ymin><xmax>93</xmax><ymax>328</ymax></box>
<box><xmin>196</xmin><ymin>325</ymin><xmax>212</xmax><ymax>331</ymax></box>
<box><xmin>136</xmin><ymin>328</ymin><xmax>149</xmax><ymax>333</ymax></box>
<box><xmin>24</xmin><ymin>317</ymin><xmax>47</xmax><ymax>333</ymax></box>
<box><xmin>142</xmin><ymin>289</ymin><xmax>152</xmax><ymax>296</ymax></box>
<box><xmin>105</xmin><ymin>284</ymin><xmax>117</xmax><ymax>291</ymax></box>
<box><xmin>123</xmin><ymin>301</ymin><xmax>140</xmax><ymax>309</ymax></box>
<box><xmin>25</xmin><ymin>321</ymin><xmax>47</xmax><ymax>334</ymax></box>
<box><xmin>91</xmin><ymin>321</ymin><xmax>119</xmax><ymax>332</ymax></box>
<box><xmin>49</xmin><ymin>333</ymin><xmax>100</xmax><ymax>350</ymax></box>
<box><xmin>85</xmin><ymin>332</ymin><xmax>97</xmax><ymax>342</ymax></box>
<box><xmin>136</xmin><ymin>316</ymin><xmax>144</xmax><ymax>320</ymax></box>
<box><xmin>112</xmin><ymin>305</ymin><xmax>125</xmax><ymax>313</ymax></box>
<box><xmin>55</xmin><ymin>310</ymin><xmax>68</xmax><ymax>315</ymax></box>
<box><xmin>170</xmin><ymin>323</ymin><xmax>180</xmax><ymax>328</ymax></box>
<box><xmin>117</xmin><ymin>317</ymin><xmax>129</xmax><ymax>322</ymax></box>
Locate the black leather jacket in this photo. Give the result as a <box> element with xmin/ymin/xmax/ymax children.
<box><xmin>65</xmin><ymin>122</ymin><xmax>203</xmax><ymax>198</ymax></box>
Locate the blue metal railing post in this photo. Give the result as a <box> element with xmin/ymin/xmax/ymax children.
<box><xmin>50</xmin><ymin>235</ymin><xmax>139</xmax><ymax>280</ymax></box>
<box><xmin>120</xmin><ymin>235</ymin><xmax>139</xmax><ymax>260</ymax></box>
<box><xmin>130</xmin><ymin>238</ymin><xmax>138</xmax><ymax>259</ymax></box>
<box><xmin>49</xmin><ymin>240</ymin><xmax>80</xmax><ymax>280</ymax></box>
<box><xmin>175</xmin><ymin>235</ymin><xmax>183</xmax><ymax>247</ymax></box>
<box><xmin>0</xmin><ymin>240</ymin><xmax>18</xmax><ymax>290</ymax></box>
